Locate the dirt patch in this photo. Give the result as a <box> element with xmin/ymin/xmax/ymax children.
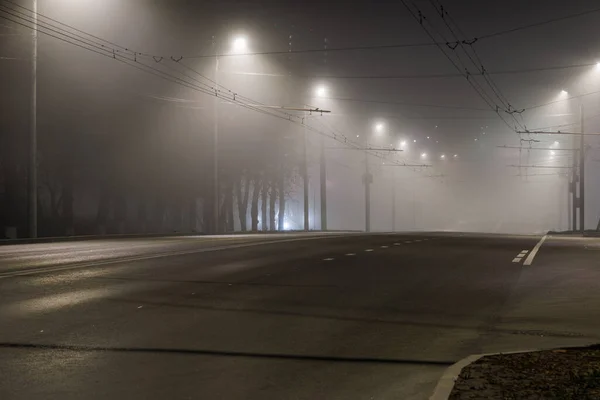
<box><xmin>450</xmin><ymin>345</ymin><xmax>600</xmax><ymax>399</ymax></box>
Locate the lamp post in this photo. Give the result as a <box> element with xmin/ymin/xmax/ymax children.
<box><xmin>314</xmin><ymin>85</ymin><xmax>328</xmax><ymax>231</ymax></box>
<box><xmin>213</xmin><ymin>35</ymin><xmax>248</xmax><ymax>233</ymax></box>
<box><xmin>28</xmin><ymin>0</ymin><xmax>38</xmax><ymax>238</ymax></box>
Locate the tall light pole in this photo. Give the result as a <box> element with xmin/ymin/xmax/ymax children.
<box><xmin>303</xmin><ymin>116</ymin><xmax>309</xmax><ymax>231</ymax></box>
<box><xmin>213</xmin><ymin>48</ymin><xmax>219</xmax><ymax>234</ymax></box>
<box><xmin>363</xmin><ymin>121</ymin><xmax>384</xmax><ymax>232</ymax></box>
<box><xmin>212</xmin><ymin>35</ymin><xmax>247</xmax><ymax>234</ymax></box>
<box><xmin>29</xmin><ymin>0</ymin><xmax>38</xmax><ymax>238</ymax></box>
<box><xmin>580</xmin><ymin>103</ymin><xmax>585</xmax><ymax>233</ymax></box>
<box><xmin>314</xmin><ymin>85</ymin><xmax>327</xmax><ymax>231</ymax></box>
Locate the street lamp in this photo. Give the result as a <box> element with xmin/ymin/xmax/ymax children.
<box><xmin>315</xmin><ymin>85</ymin><xmax>327</xmax><ymax>98</ymax></box>
<box><xmin>375</xmin><ymin>122</ymin><xmax>385</xmax><ymax>135</ymax></box>
<box><xmin>231</xmin><ymin>36</ymin><xmax>248</xmax><ymax>54</ymax></box>
<box><xmin>440</xmin><ymin>154</ymin><xmax>446</xmax><ymax>160</ymax></box>
<box><xmin>421</xmin><ymin>152</ymin><xmax>427</xmax><ymax>159</ymax></box>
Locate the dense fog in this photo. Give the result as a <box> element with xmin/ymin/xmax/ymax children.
<box><xmin>2</xmin><ymin>0</ymin><xmax>600</xmax><ymax>238</ymax></box>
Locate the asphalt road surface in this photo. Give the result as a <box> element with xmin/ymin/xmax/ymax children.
<box><xmin>1</xmin><ymin>232</ymin><xmax>600</xmax><ymax>399</ymax></box>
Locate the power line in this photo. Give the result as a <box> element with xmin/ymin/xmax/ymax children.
<box><xmin>321</xmin><ymin>96</ymin><xmax>491</xmax><ymax>112</ymax></box>
<box><xmin>0</xmin><ymin>4</ymin><xmax>413</xmax><ymax>169</ymax></box>
<box><xmin>306</xmin><ymin>61</ymin><xmax>600</xmax><ymax>80</ymax></box>
<box><xmin>180</xmin><ymin>6</ymin><xmax>600</xmax><ymax>59</ymax></box>
<box><xmin>400</xmin><ymin>0</ymin><xmax>517</xmax><ymax>132</ymax></box>
<box><xmin>478</xmin><ymin>5</ymin><xmax>600</xmax><ymax>41</ymax></box>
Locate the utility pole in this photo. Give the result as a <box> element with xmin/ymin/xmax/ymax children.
<box><xmin>572</xmin><ymin>148</ymin><xmax>578</xmax><ymax>232</ymax></box>
<box><xmin>363</xmin><ymin>151</ymin><xmax>372</xmax><ymax>232</ymax></box>
<box><xmin>213</xmin><ymin>45</ymin><xmax>220</xmax><ymax>234</ymax></box>
<box><xmin>320</xmin><ymin>136</ymin><xmax>327</xmax><ymax>231</ymax></box>
<box><xmin>303</xmin><ymin>116</ymin><xmax>309</xmax><ymax>231</ymax></box>
<box><xmin>391</xmin><ymin>170</ymin><xmax>396</xmax><ymax>232</ymax></box>
<box><xmin>28</xmin><ymin>0</ymin><xmax>38</xmax><ymax>238</ymax></box>
<box><xmin>579</xmin><ymin>103</ymin><xmax>585</xmax><ymax>233</ymax></box>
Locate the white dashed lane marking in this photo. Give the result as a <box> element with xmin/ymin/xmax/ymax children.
<box><xmin>394</xmin><ymin>243</ymin><xmax>401</xmax><ymax>246</ymax></box>
<box><xmin>381</xmin><ymin>245</ymin><xmax>389</xmax><ymax>248</ymax></box>
<box><xmin>365</xmin><ymin>249</ymin><xmax>374</xmax><ymax>252</ymax></box>
<box><xmin>346</xmin><ymin>253</ymin><xmax>356</xmax><ymax>256</ymax></box>
<box><xmin>512</xmin><ymin>249</ymin><xmax>531</xmax><ymax>264</ymax></box>
<box><xmin>323</xmin><ymin>258</ymin><xmax>335</xmax><ymax>261</ymax></box>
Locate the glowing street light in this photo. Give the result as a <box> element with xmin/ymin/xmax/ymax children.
<box><xmin>560</xmin><ymin>89</ymin><xmax>568</xmax><ymax>95</ymax></box>
<box><xmin>231</xmin><ymin>36</ymin><xmax>248</xmax><ymax>54</ymax></box>
<box><xmin>375</xmin><ymin>122</ymin><xmax>385</xmax><ymax>134</ymax></box>
<box><xmin>400</xmin><ymin>140</ymin><xmax>407</xmax><ymax>147</ymax></box>
<box><xmin>315</xmin><ymin>85</ymin><xmax>327</xmax><ymax>98</ymax></box>
<box><xmin>413</xmin><ymin>139</ymin><xmax>417</xmax><ymax>143</ymax></box>
<box><xmin>440</xmin><ymin>154</ymin><xmax>446</xmax><ymax>160</ymax></box>
<box><xmin>421</xmin><ymin>152</ymin><xmax>427</xmax><ymax>159</ymax></box>
<box><xmin>453</xmin><ymin>154</ymin><xmax>458</xmax><ymax>158</ymax></box>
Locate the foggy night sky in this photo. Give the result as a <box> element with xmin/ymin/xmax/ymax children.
<box><xmin>2</xmin><ymin>0</ymin><xmax>600</xmax><ymax>235</ymax></box>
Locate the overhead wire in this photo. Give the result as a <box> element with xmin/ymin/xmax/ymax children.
<box><xmin>179</xmin><ymin>5</ymin><xmax>600</xmax><ymax>59</ymax></box>
<box><xmin>0</xmin><ymin>2</ymin><xmax>410</xmax><ymax>168</ymax></box>
<box><xmin>426</xmin><ymin>0</ymin><xmax>524</xmax><ymax>131</ymax></box>
<box><xmin>400</xmin><ymin>0</ymin><xmax>516</xmax><ymax>132</ymax></box>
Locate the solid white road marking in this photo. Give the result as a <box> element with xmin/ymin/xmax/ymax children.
<box><xmin>323</xmin><ymin>258</ymin><xmax>335</xmax><ymax>261</ymax></box>
<box><xmin>365</xmin><ymin>249</ymin><xmax>374</xmax><ymax>252</ymax></box>
<box><xmin>346</xmin><ymin>253</ymin><xmax>356</xmax><ymax>256</ymax></box>
<box><xmin>512</xmin><ymin>257</ymin><xmax>522</xmax><ymax>263</ymax></box>
<box><xmin>523</xmin><ymin>235</ymin><xmax>548</xmax><ymax>266</ymax></box>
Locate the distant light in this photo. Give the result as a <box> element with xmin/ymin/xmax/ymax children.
<box><xmin>400</xmin><ymin>140</ymin><xmax>407</xmax><ymax>147</ymax></box>
<box><xmin>375</xmin><ymin>122</ymin><xmax>385</xmax><ymax>134</ymax></box>
<box><xmin>421</xmin><ymin>153</ymin><xmax>427</xmax><ymax>158</ymax></box>
<box><xmin>231</xmin><ymin>36</ymin><xmax>248</xmax><ymax>54</ymax></box>
<box><xmin>550</xmin><ymin>151</ymin><xmax>556</xmax><ymax>156</ymax></box>
<box><xmin>453</xmin><ymin>154</ymin><xmax>458</xmax><ymax>158</ymax></box>
<box><xmin>561</xmin><ymin>89</ymin><xmax>568</xmax><ymax>95</ymax></box>
<box><xmin>356</xmin><ymin>135</ymin><xmax>360</xmax><ymax>138</ymax></box>
<box><xmin>435</xmin><ymin>125</ymin><xmax>438</xmax><ymax>128</ymax></box>
<box><xmin>283</xmin><ymin>221</ymin><xmax>291</xmax><ymax>230</ymax></box>
<box><xmin>413</xmin><ymin>139</ymin><xmax>417</xmax><ymax>143</ymax></box>
<box><xmin>474</xmin><ymin>138</ymin><xmax>478</xmax><ymax>141</ymax></box>
<box><xmin>315</xmin><ymin>85</ymin><xmax>327</xmax><ymax>98</ymax></box>
<box><xmin>440</xmin><ymin>154</ymin><xmax>446</xmax><ymax>159</ymax></box>
<box><xmin>482</xmin><ymin>132</ymin><xmax>486</xmax><ymax>135</ymax></box>
<box><xmin>427</xmin><ymin>136</ymin><xmax>430</xmax><ymax>139</ymax></box>
<box><xmin>436</xmin><ymin>140</ymin><xmax>439</xmax><ymax>143</ymax></box>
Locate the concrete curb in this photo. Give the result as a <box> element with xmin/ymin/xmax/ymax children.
<box><xmin>429</xmin><ymin>344</ymin><xmax>598</xmax><ymax>399</ymax></box>
<box><xmin>429</xmin><ymin>354</ymin><xmax>482</xmax><ymax>400</ymax></box>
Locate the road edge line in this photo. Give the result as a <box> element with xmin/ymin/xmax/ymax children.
<box><xmin>523</xmin><ymin>234</ymin><xmax>548</xmax><ymax>266</ymax></box>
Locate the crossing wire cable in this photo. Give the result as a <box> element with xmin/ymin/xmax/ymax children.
<box><xmin>400</xmin><ymin>0</ymin><xmax>516</xmax><ymax>132</ymax></box>
<box><xmin>0</xmin><ymin>6</ymin><xmax>406</xmax><ymax>168</ymax></box>
<box><xmin>179</xmin><ymin>5</ymin><xmax>600</xmax><ymax>59</ymax></box>
<box><xmin>0</xmin><ymin>0</ymin><xmax>297</xmax><ymax>122</ymax></box>
<box><xmin>426</xmin><ymin>0</ymin><xmax>524</xmax><ymax>131</ymax></box>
